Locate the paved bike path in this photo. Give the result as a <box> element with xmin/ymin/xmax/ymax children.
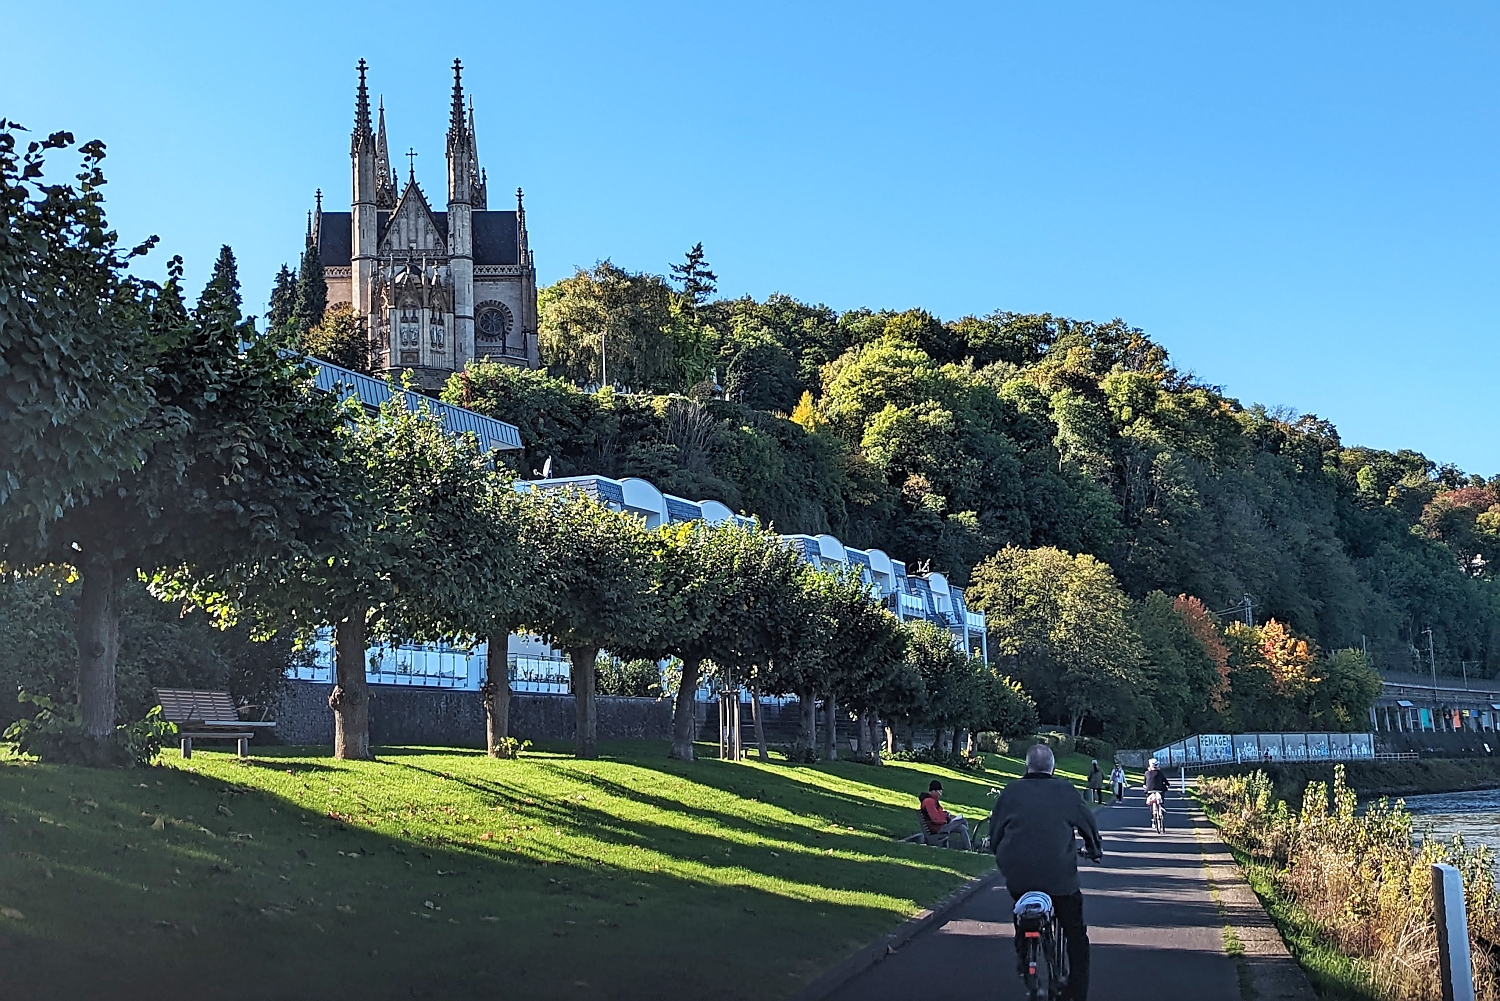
<box><xmin>824</xmin><ymin>793</ymin><xmax>1243</xmax><ymax>1001</ymax></box>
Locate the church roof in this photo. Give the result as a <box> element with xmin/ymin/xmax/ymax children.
<box><xmin>316</xmin><ymin>210</ymin><xmax>520</xmax><ymax>267</ymax></box>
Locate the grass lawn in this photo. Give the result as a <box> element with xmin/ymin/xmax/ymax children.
<box><xmin>0</xmin><ymin>741</ymin><xmax>1099</xmax><ymax>1001</ymax></box>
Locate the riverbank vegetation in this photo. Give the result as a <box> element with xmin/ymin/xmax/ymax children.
<box><xmin>1199</xmin><ymin>767</ymin><xmax>1500</xmax><ymax>1001</ymax></box>
<box><xmin>1208</xmin><ymin>758</ymin><xmax>1500</xmax><ymax>804</ymax></box>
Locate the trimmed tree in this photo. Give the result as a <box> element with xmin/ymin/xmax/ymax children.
<box><xmin>614</xmin><ymin>520</ymin><xmax>809</xmax><ymax>761</ymax></box>
<box><xmin>7</xmin><ymin>254</ymin><xmax>350</xmax><ymax>756</ymax></box>
<box><xmin>517</xmin><ymin>490</ymin><xmax>659</xmax><ymax>759</ymax></box>
<box><xmin>0</xmin><ymin>123</ymin><xmax>159</xmax><ymax>546</ymax></box>
<box><xmin>169</xmin><ymin>390</ymin><xmax>516</xmax><ymax>760</ymax></box>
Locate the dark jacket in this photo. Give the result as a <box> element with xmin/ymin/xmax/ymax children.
<box><xmin>1144</xmin><ymin>767</ymin><xmax>1171</xmax><ymax>793</ymax></box>
<box><xmin>988</xmin><ymin>773</ymin><xmax>1102</xmax><ymax>897</ymax></box>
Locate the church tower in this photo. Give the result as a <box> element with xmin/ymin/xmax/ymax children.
<box><xmin>446</xmin><ymin>59</ymin><xmax>476</xmax><ymax>375</ymax></box>
<box><xmin>350</xmin><ymin>59</ymin><xmax>378</xmax><ymax>329</ymax></box>
<box><xmin>309</xmin><ymin>59</ymin><xmax>541</xmax><ymax>389</ymax></box>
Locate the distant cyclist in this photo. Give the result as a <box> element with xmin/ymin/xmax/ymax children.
<box><xmin>1143</xmin><ymin>757</ymin><xmax>1171</xmax><ymax>831</ymax></box>
<box><xmin>988</xmin><ymin>744</ymin><xmax>1102</xmax><ymax>1000</ymax></box>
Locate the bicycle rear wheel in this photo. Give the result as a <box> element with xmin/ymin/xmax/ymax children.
<box><xmin>1047</xmin><ymin>919</ymin><xmax>1070</xmax><ymax>1000</ymax></box>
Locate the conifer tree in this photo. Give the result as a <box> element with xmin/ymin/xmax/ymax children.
<box><xmin>195</xmin><ymin>244</ymin><xmax>241</xmax><ymax>322</ymax></box>
<box><xmin>267</xmin><ymin>264</ymin><xmax>297</xmax><ymax>333</ymax></box>
<box><xmin>293</xmin><ymin>244</ymin><xmax>326</xmax><ymax>331</ymax></box>
<box><xmin>669</xmin><ymin>242</ymin><xmax>717</xmax><ymax>308</ymax></box>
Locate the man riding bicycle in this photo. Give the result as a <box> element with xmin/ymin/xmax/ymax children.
<box><xmin>988</xmin><ymin>744</ymin><xmax>1102</xmax><ymax>1001</ymax></box>
<box><xmin>1143</xmin><ymin>757</ymin><xmax>1171</xmax><ymax>830</ymax></box>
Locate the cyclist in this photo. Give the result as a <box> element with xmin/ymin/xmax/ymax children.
<box><xmin>988</xmin><ymin>743</ymin><xmax>1102</xmax><ymax>1000</ymax></box>
<box><xmin>1143</xmin><ymin>757</ymin><xmax>1171</xmax><ymax>830</ymax></box>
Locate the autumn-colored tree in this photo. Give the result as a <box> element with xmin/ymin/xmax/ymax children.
<box><xmin>1259</xmin><ymin>618</ymin><xmax>1319</xmax><ymax>695</ymax></box>
<box><xmin>1174</xmin><ymin>594</ymin><xmax>1230</xmax><ymax>706</ymax></box>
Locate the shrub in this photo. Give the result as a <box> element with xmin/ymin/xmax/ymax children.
<box><xmin>884</xmin><ymin>744</ymin><xmax>987</xmax><ymax>773</ymax></box>
<box><xmin>1199</xmin><ymin>766</ymin><xmax>1500</xmax><ymax>1000</ymax></box>
<box><xmin>2</xmin><ymin>693</ymin><xmax>176</xmax><ymax>768</ymax></box>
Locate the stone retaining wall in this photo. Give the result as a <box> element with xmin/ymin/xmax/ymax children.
<box><xmin>270</xmin><ymin>680</ymin><xmax>676</xmax><ymax>747</ymax></box>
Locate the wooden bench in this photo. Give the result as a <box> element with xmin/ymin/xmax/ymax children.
<box><xmin>154</xmin><ymin>689</ymin><xmax>276</xmax><ymax>759</ymax></box>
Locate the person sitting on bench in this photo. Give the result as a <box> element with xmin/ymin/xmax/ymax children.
<box><xmin>919</xmin><ymin>780</ymin><xmax>972</xmax><ymax>849</ymax></box>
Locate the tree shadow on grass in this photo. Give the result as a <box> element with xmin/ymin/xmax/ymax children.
<box><xmin>0</xmin><ymin>752</ymin><xmax>958</xmax><ymax>1001</ymax></box>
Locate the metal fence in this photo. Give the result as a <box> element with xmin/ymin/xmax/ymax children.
<box><xmin>1152</xmin><ymin>731</ymin><xmax>1376</xmax><ymax>768</ymax></box>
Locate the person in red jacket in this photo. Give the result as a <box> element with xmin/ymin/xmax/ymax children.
<box><xmin>918</xmin><ymin>780</ymin><xmax>971</xmax><ymax>849</ymax></box>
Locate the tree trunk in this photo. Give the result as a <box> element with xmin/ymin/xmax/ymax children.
<box><xmin>749</xmin><ymin>681</ymin><xmax>769</xmax><ymax>761</ymax></box>
<box><xmin>483</xmin><ymin>632</ymin><xmax>512</xmax><ymax>756</ymax></box>
<box><xmin>330</xmin><ymin>611</ymin><xmax>372</xmax><ymax>760</ymax></box>
<box><xmin>796</xmin><ymin>689</ymin><xmax>817</xmax><ymax>760</ymax></box>
<box><xmin>903</xmin><ymin>718</ymin><xmax>915</xmax><ymax>752</ymax></box>
<box><xmin>76</xmin><ymin>551</ymin><xmax>122</xmax><ymax>741</ymax></box>
<box><xmin>823</xmin><ymin>698</ymin><xmax>838</xmax><ymax>761</ymax></box>
<box><xmin>951</xmin><ymin>727</ymin><xmax>964</xmax><ymax>756</ymax></box>
<box><xmin>669</xmin><ymin>657</ymin><xmax>701</xmax><ymax>761</ymax></box>
<box><xmin>568</xmin><ymin>645</ymin><xmax>600</xmax><ymax>759</ymax></box>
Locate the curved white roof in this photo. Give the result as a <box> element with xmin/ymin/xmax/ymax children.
<box><xmin>814</xmin><ymin>534</ymin><xmax>847</xmax><ymax>565</ymax></box>
<box><xmin>698</xmin><ymin>499</ymin><xmax>735</xmax><ymax>525</ymax></box>
<box><xmin>619</xmin><ymin>477</ymin><xmax>667</xmax><ymax>526</ymax></box>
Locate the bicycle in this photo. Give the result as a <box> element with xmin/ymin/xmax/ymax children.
<box><xmin>1147</xmin><ymin>790</ymin><xmax>1165</xmax><ymax>833</ymax></box>
<box><xmin>1013</xmin><ymin>891</ymin><xmax>1068</xmax><ymax>1001</ymax></box>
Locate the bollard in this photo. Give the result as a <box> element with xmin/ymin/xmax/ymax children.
<box><xmin>1432</xmin><ymin>863</ymin><xmax>1475</xmax><ymax>1001</ymax></box>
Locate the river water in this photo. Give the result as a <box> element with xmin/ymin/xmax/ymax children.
<box><xmin>1395</xmin><ymin>787</ymin><xmax>1500</xmax><ymax>861</ymax></box>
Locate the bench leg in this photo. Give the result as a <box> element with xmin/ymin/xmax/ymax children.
<box><xmin>237</xmin><ymin>737</ymin><xmax>248</xmax><ymax>758</ymax></box>
<box><xmin>181</xmin><ymin>736</ymin><xmax>192</xmax><ymax>759</ymax></box>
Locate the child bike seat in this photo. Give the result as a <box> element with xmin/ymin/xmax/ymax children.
<box><xmin>1013</xmin><ymin>891</ymin><xmax>1054</xmax><ymax>920</ymax></box>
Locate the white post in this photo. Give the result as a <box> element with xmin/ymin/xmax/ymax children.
<box><xmin>1432</xmin><ymin>863</ymin><xmax>1475</xmax><ymax>1001</ymax></box>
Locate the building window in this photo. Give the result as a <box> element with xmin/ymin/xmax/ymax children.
<box><xmin>476</xmin><ymin>302</ymin><xmax>513</xmax><ymax>343</ymax></box>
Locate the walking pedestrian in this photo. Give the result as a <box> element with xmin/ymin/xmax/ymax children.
<box><xmin>1110</xmin><ymin>763</ymin><xmax>1125</xmax><ymax>803</ymax></box>
<box><xmin>1086</xmin><ymin>759</ymin><xmax>1104</xmax><ymax>805</ymax></box>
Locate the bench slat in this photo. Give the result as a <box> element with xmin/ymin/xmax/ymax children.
<box><xmin>153</xmin><ymin>688</ymin><xmax>274</xmax><ymax>727</ymax></box>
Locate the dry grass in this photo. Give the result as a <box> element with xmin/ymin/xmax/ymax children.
<box><xmin>1200</xmin><ymin>767</ymin><xmax>1499</xmax><ymax>1001</ymax></box>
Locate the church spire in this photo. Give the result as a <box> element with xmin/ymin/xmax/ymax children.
<box><xmin>351</xmin><ymin>58</ymin><xmax>374</xmax><ymax>155</ymax></box>
<box><xmin>374</xmin><ymin>96</ymin><xmax>397</xmax><ymax>208</ymax></box>
<box><xmin>467</xmin><ymin>97</ymin><xmax>486</xmax><ymax>209</ymax></box>
<box><xmin>447</xmin><ymin>58</ymin><xmax>467</xmax><ymax>148</ymax></box>
<box><xmin>517</xmin><ymin>187</ymin><xmax>529</xmax><ymax>261</ymax></box>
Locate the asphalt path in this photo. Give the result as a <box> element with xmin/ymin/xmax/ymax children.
<box><xmin>824</xmin><ymin>791</ymin><xmax>1243</xmax><ymax>1001</ymax></box>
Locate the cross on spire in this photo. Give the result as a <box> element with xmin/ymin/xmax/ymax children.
<box><xmin>406</xmin><ymin>147</ymin><xmax>418</xmax><ymax>178</ymax></box>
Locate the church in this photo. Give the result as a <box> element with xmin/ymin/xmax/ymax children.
<box><xmin>309</xmin><ymin>59</ymin><xmax>539</xmax><ymax>387</ymax></box>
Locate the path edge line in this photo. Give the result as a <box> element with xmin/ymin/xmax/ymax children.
<box><xmin>786</xmin><ymin>865</ymin><xmax>1003</xmax><ymax>1001</ymax></box>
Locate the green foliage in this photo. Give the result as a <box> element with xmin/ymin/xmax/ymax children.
<box><xmin>967</xmin><ymin>545</ymin><xmax>1144</xmax><ymax>735</ymax></box>
<box><xmin>883</xmin><ymin>744</ymin><xmax>987</xmax><ymax>772</ymax></box>
<box><xmin>0</xmin><ymin>122</ymin><xmax>159</xmax><ymax>543</ymax></box>
<box><xmin>292</xmin><ymin>243</ymin><xmax>325</xmax><ymax>332</ymax></box>
<box><xmin>299</xmin><ymin>303</ymin><xmax>368</xmax><ymax>373</ymax></box>
<box><xmin>3</xmin><ymin>692</ymin><xmax>175</xmax><ymax>767</ymax></box>
<box><xmin>0</xmin><ymin>570</ymin><xmax>296</xmax><ymax>735</ymax></box>
<box><xmin>195</xmin><ymin>244</ymin><xmax>241</xmax><ymax>323</ymax></box>
<box><xmin>596</xmin><ymin>656</ymin><xmax>663</xmax><ymax>698</ymax></box>
<box><xmin>267</xmin><ymin>263</ymin><xmax>297</xmax><ymax>334</ymax></box>
<box><xmin>669</xmin><ymin>242</ymin><xmax>717</xmax><ymax>308</ymax></box>
<box><xmin>539</xmin><ymin>261</ymin><xmax>680</xmax><ymax>391</ymax></box>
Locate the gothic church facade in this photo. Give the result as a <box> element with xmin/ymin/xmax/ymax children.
<box><xmin>311</xmin><ymin>59</ymin><xmax>539</xmax><ymax>387</ymax></box>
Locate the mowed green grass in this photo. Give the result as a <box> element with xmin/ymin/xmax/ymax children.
<box><xmin>0</xmin><ymin>741</ymin><xmax>1098</xmax><ymax>1001</ymax></box>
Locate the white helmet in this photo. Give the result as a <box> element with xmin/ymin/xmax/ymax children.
<box><xmin>1148</xmin><ymin>757</ymin><xmax>1158</xmax><ymax>769</ymax></box>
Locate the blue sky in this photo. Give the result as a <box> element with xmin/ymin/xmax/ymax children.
<box><xmin>9</xmin><ymin>2</ymin><xmax>1499</xmax><ymax>473</ymax></box>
